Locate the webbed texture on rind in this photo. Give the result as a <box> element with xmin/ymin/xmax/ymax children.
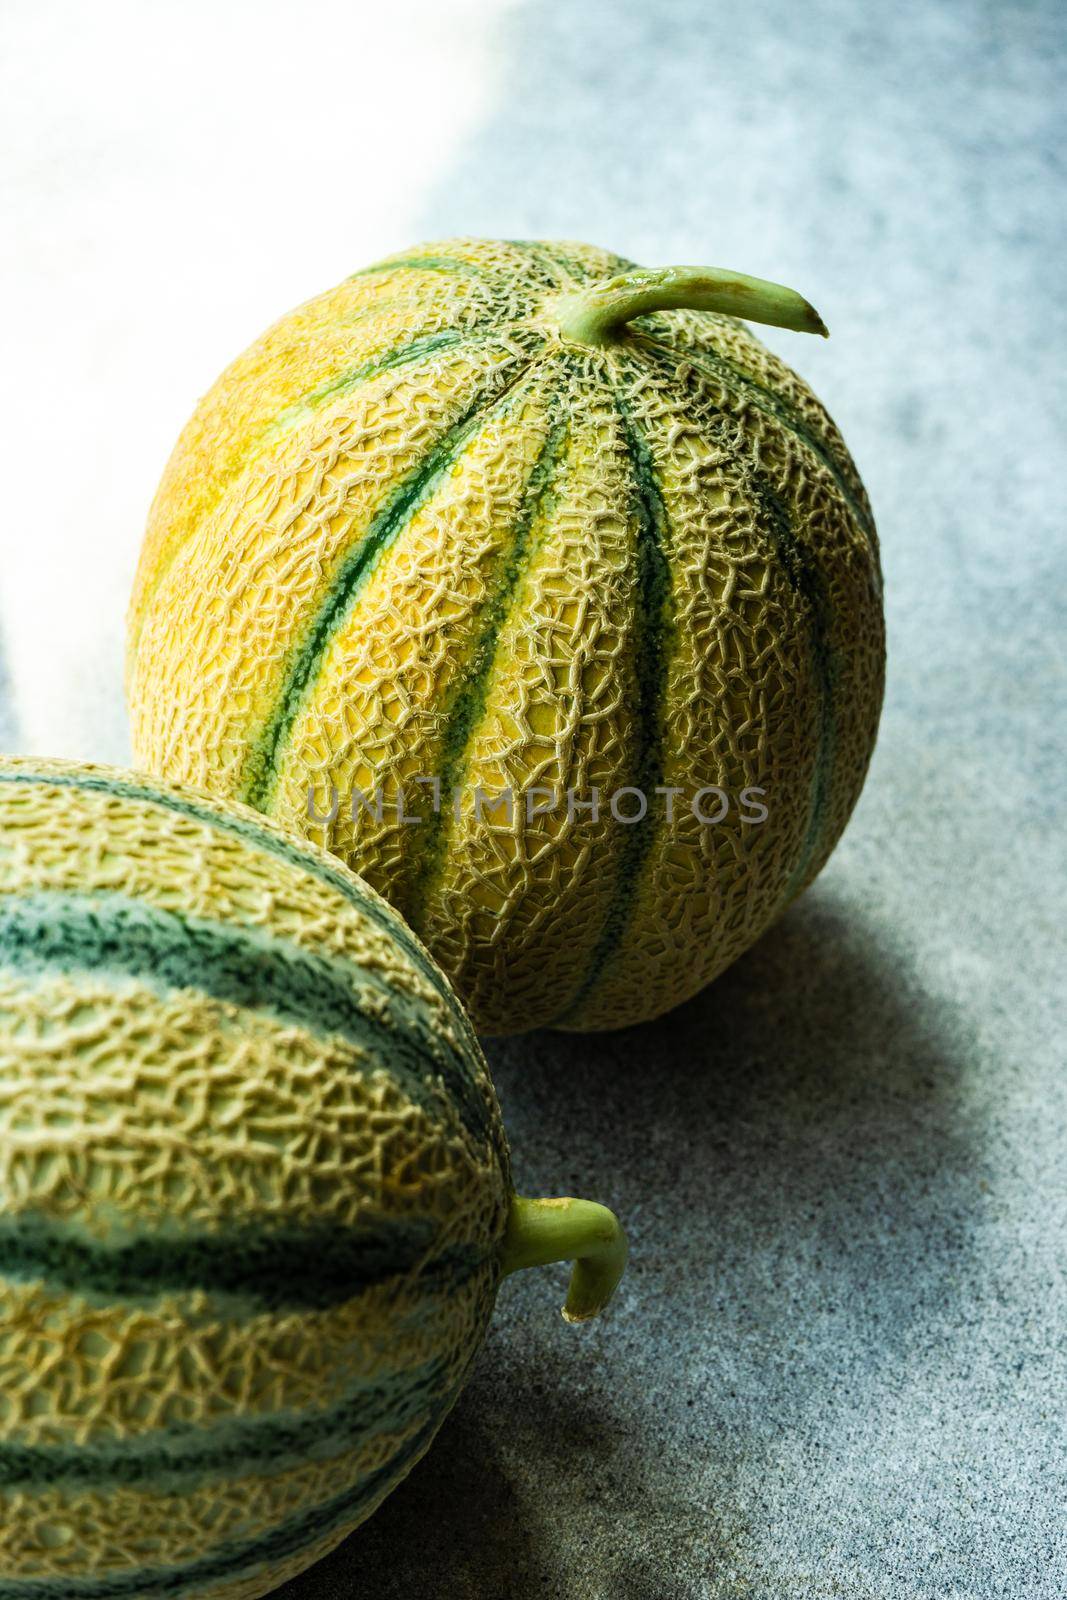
<box><xmin>129</xmin><ymin>236</ymin><xmax>885</xmax><ymax>1035</ymax></box>
<box><xmin>0</xmin><ymin>756</ymin><xmax>508</xmax><ymax>1599</ymax></box>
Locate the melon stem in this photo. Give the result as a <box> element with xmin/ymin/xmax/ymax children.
<box><xmin>500</xmin><ymin>1195</ymin><xmax>628</xmax><ymax>1323</ymax></box>
<box><xmin>553</xmin><ymin>264</ymin><xmax>828</xmax><ymax>345</ymax></box>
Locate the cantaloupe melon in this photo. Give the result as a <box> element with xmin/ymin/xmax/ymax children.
<box><xmin>0</xmin><ymin>755</ymin><xmax>625</xmax><ymax>1599</ymax></box>
<box><xmin>128</xmin><ymin>238</ymin><xmax>885</xmax><ymax>1035</ymax></box>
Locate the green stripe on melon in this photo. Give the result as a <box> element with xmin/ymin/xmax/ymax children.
<box><xmin>264</xmin><ymin>328</ymin><xmax>469</xmax><ymax>438</ymax></box>
<box><xmin>0</xmin><ymin>756</ymin><xmax>508</xmax><ymax>1598</ymax></box>
<box><xmin>238</xmin><ymin>364</ymin><xmax>546</xmax><ymax>816</ymax></box>
<box><xmin>748</xmin><ymin>471</ymin><xmax>838</xmax><ymax>897</ymax></box>
<box><xmin>0</xmin><ymin>762</ymin><xmax>481</xmax><ymax>1059</ymax></box>
<box><xmin>635</xmin><ymin>331</ymin><xmax>877</xmax><ymax>548</ymax></box>
<box><xmin>0</xmin><ymin>1406</ymin><xmax>446</xmax><ymax>1600</ymax></box>
<box><xmin>405</xmin><ymin>409</ymin><xmax>571</xmax><ymax>927</ymax></box>
<box><xmin>127</xmin><ymin>239</ymin><xmax>885</xmax><ymax>1036</ymax></box>
<box><xmin>616</xmin><ymin>336</ymin><xmax>850</xmax><ymax>917</ymax></box>
<box><xmin>0</xmin><ymin>1353</ymin><xmax>450</xmax><ymax>1494</ymax></box>
<box><xmin>550</xmin><ymin>393</ymin><xmax>674</xmax><ymax>1022</ymax></box>
<box><xmin>351</xmin><ymin>254</ymin><xmax>485</xmax><ymax>278</ymax></box>
<box><xmin>0</xmin><ymin>1211</ymin><xmax>486</xmax><ymax>1314</ymax></box>
<box><xmin>0</xmin><ymin>889</ymin><xmax>489</xmax><ymax>1141</ymax></box>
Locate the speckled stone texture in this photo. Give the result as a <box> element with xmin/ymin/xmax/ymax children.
<box><xmin>275</xmin><ymin>1</ymin><xmax>1066</xmax><ymax>1596</ymax></box>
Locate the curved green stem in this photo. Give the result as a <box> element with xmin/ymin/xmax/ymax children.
<box><xmin>500</xmin><ymin>1195</ymin><xmax>628</xmax><ymax>1323</ymax></box>
<box><xmin>553</xmin><ymin>264</ymin><xmax>828</xmax><ymax>345</ymax></box>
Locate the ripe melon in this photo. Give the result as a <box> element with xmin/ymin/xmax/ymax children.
<box><xmin>0</xmin><ymin>755</ymin><xmax>625</xmax><ymax>1600</ymax></box>
<box><xmin>128</xmin><ymin>237</ymin><xmax>885</xmax><ymax>1036</ymax></box>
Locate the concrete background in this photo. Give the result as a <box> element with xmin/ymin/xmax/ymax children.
<box><xmin>2</xmin><ymin>1</ymin><xmax>1064</xmax><ymax>1595</ymax></box>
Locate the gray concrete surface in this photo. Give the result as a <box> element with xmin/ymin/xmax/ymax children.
<box><xmin>277</xmin><ymin>1</ymin><xmax>1067</xmax><ymax>1596</ymax></box>
<box><xmin>2</xmin><ymin>0</ymin><xmax>1062</xmax><ymax>1594</ymax></box>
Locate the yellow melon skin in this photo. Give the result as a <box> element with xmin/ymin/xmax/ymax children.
<box><xmin>128</xmin><ymin>237</ymin><xmax>885</xmax><ymax>1036</ymax></box>
<box><xmin>0</xmin><ymin>755</ymin><xmax>510</xmax><ymax>1600</ymax></box>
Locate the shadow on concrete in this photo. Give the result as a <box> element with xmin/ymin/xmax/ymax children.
<box><xmin>493</xmin><ymin>885</ymin><xmax>985</xmax><ymax>1342</ymax></box>
<box><xmin>278</xmin><ymin>886</ymin><xmax>985</xmax><ymax>1599</ymax></box>
<box><xmin>278</xmin><ymin>1333</ymin><xmax>751</xmax><ymax>1600</ymax></box>
<box><xmin>274</xmin><ymin>1393</ymin><xmax>548</xmax><ymax>1598</ymax></box>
